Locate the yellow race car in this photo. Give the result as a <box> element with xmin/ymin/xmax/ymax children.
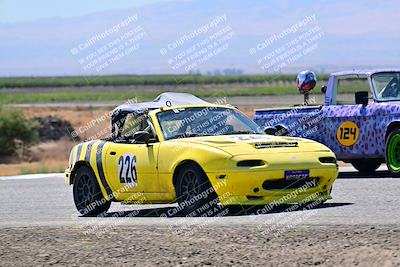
<box><xmin>65</xmin><ymin>93</ymin><xmax>338</xmax><ymax>216</ymax></box>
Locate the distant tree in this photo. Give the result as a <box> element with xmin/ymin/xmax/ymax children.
<box><xmin>204</xmin><ymin>68</ymin><xmax>244</xmax><ymax>76</ymax></box>
<box><xmin>222</xmin><ymin>68</ymin><xmax>244</xmax><ymax>75</ymax></box>
<box><xmin>188</xmin><ymin>69</ymin><xmax>201</xmax><ymax>76</ymax></box>
<box><xmin>213</xmin><ymin>69</ymin><xmax>222</xmax><ymax>76</ymax></box>
<box><xmin>0</xmin><ymin>109</ymin><xmax>38</xmax><ymax>157</ymax></box>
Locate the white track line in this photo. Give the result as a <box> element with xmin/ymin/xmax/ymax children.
<box><xmin>0</xmin><ymin>173</ymin><xmax>64</xmax><ymax>181</ymax></box>
<box><xmin>340</xmin><ymin>165</ymin><xmax>388</xmax><ymax>173</ymax></box>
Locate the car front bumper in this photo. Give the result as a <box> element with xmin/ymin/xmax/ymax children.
<box><xmin>206</xmin><ymin>163</ymin><xmax>338</xmax><ymax>206</ymax></box>
<box><xmin>64</xmin><ymin>168</ymin><xmax>72</xmax><ymax>185</ymax></box>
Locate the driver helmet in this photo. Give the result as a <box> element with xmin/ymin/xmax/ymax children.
<box><xmin>296</xmin><ymin>70</ymin><xmax>317</xmax><ymax>94</ymax></box>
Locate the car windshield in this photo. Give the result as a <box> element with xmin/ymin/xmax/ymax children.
<box><xmin>157</xmin><ymin>107</ymin><xmax>263</xmax><ymax>140</ymax></box>
<box><xmin>372</xmin><ymin>72</ymin><xmax>400</xmax><ymax>101</ymax></box>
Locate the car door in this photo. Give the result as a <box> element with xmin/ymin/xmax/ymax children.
<box><xmin>103</xmin><ymin>112</ymin><xmax>161</xmax><ymax>197</ymax></box>
<box><xmin>322</xmin><ymin>76</ymin><xmax>375</xmax><ymax>159</ymax></box>
<box><xmin>104</xmin><ymin>142</ymin><xmax>160</xmax><ymax>194</ymax></box>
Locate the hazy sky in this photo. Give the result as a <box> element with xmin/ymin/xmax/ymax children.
<box><xmin>0</xmin><ymin>0</ymin><xmax>399</xmax><ymax>76</ymax></box>
<box><xmin>0</xmin><ymin>0</ymin><xmax>171</xmax><ymax>22</ymax></box>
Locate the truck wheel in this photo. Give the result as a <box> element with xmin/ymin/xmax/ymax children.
<box><xmin>73</xmin><ymin>166</ymin><xmax>111</xmax><ymax>216</ymax></box>
<box><xmin>351</xmin><ymin>159</ymin><xmax>381</xmax><ymax>174</ymax></box>
<box><xmin>175</xmin><ymin>163</ymin><xmax>217</xmax><ymax>216</ymax></box>
<box><xmin>386</xmin><ymin>129</ymin><xmax>400</xmax><ymax>175</ymax></box>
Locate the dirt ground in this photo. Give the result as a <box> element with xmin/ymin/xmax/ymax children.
<box><xmin>0</xmin><ymin>225</ymin><xmax>398</xmax><ymax>266</ymax></box>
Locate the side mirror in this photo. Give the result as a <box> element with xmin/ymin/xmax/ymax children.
<box><xmin>355</xmin><ymin>91</ymin><xmax>369</xmax><ymax>105</ymax></box>
<box><xmin>321</xmin><ymin>85</ymin><xmax>327</xmax><ymax>94</ymax></box>
<box><xmin>133</xmin><ymin>131</ymin><xmax>150</xmax><ymax>144</ymax></box>
<box><xmin>264</xmin><ymin>127</ymin><xmax>277</xmax><ymax>135</ymax></box>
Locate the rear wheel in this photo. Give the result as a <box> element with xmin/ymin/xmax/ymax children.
<box><xmin>175</xmin><ymin>163</ymin><xmax>217</xmax><ymax>216</ymax></box>
<box><xmin>73</xmin><ymin>166</ymin><xmax>111</xmax><ymax>216</ymax></box>
<box><xmin>386</xmin><ymin>129</ymin><xmax>400</xmax><ymax>175</ymax></box>
<box><xmin>351</xmin><ymin>159</ymin><xmax>381</xmax><ymax>174</ymax></box>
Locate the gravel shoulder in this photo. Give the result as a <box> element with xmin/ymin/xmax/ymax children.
<box><xmin>1</xmin><ymin>225</ymin><xmax>399</xmax><ymax>266</ymax></box>
<box><xmin>2</xmin><ymin>171</ymin><xmax>400</xmax><ymax>266</ymax></box>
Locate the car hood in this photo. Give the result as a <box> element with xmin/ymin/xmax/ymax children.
<box><xmin>172</xmin><ymin>134</ymin><xmax>330</xmax><ymax>156</ymax></box>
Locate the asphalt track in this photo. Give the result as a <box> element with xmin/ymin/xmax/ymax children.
<box><xmin>1</xmin><ymin>167</ymin><xmax>400</xmax><ymax>266</ymax></box>
<box><xmin>1</xmin><ymin>166</ymin><xmax>399</xmax><ymax>227</ymax></box>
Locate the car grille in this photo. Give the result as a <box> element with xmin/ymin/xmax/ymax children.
<box><xmin>262</xmin><ymin>178</ymin><xmax>318</xmax><ymax>190</ymax></box>
<box><xmin>253</xmin><ymin>142</ymin><xmax>298</xmax><ymax>149</ymax></box>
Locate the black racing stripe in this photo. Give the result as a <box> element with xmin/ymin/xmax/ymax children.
<box><xmin>75</xmin><ymin>144</ymin><xmax>83</xmax><ymax>163</ymax></box>
<box><xmin>84</xmin><ymin>140</ymin><xmax>96</xmax><ymax>162</ymax></box>
<box><xmin>96</xmin><ymin>141</ymin><xmax>114</xmax><ymax>200</ymax></box>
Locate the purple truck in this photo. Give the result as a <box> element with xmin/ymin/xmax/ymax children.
<box><xmin>253</xmin><ymin>70</ymin><xmax>400</xmax><ymax>175</ymax></box>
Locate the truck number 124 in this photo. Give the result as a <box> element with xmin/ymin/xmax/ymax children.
<box><xmin>336</xmin><ymin>121</ymin><xmax>359</xmax><ymax>147</ymax></box>
<box><xmin>339</xmin><ymin>127</ymin><xmax>357</xmax><ymax>140</ymax></box>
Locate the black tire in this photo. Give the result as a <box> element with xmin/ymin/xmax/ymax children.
<box><xmin>351</xmin><ymin>159</ymin><xmax>381</xmax><ymax>174</ymax></box>
<box><xmin>175</xmin><ymin>163</ymin><xmax>218</xmax><ymax>216</ymax></box>
<box><xmin>73</xmin><ymin>166</ymin><xmax>111</xmax><ymax>216</ymax></box>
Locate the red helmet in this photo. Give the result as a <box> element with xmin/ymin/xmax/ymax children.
<box><xmin>296</xmin><ymin>70</ymin><xmax>317</xmax><ymax>94</ymax></box>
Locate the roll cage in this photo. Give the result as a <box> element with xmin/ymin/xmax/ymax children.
<box><xmin>110</xmin><ymin>92</ymin><xmax>210</xmax><ymax>143</ymax></box>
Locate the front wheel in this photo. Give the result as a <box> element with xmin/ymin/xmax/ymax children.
<box><xmin>175</xmin><ymin>163</ymin><xmax>217</xmax><ymax>216</ymax></box>
<box><xmin>351</xmin><ymin>159</ymin><xmax>381</xmax><ymax>174</ymax></box>
<box><xmin>73</xmin><ymin>166</ymin><xmax>111</xmax><ymax>216</ymax></box>
<box><xmin>386</xmin><ymin>129</ymin><xmax>400</xmax><ymax>175</ymax></box>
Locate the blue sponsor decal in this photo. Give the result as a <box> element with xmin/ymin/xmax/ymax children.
<box><xmin>284</xmin><ymin>170</ymin><xmax>310</xmax><ymax>180</ymax></box>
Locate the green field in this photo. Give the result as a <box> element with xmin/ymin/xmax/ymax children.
<box><xmin>0</xmin><ymin>74</ymin><xmax>330</xmax><ymax>88</ymax></box>
<box><xmin>0</xmin><ymin>85</ymin><xmax>363</xmax><ymax>105</ymax></box>
<box><xmin>0</xmin><ymin>74</ymin><xmax>352</xmax><ymax>104</ymax></box>
<box><xmin>0</xmin><ymin>86</ymin><xmax>298</xmax><ymax>105</ymax></box>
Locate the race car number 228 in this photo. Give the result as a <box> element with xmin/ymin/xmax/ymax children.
<box><xmin>118</xmin><ymin>153</ymin><xmax>137</xmax><ymax>188</ymax></box>
<box><xmin>336</xmin><ymin>121</ymin><xmax>359</xmax><ymax>147</ymax></box>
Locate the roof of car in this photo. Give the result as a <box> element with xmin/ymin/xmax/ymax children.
<box><xmin>331</xmin><ymin>69</ymin><xmax>400</xmax><ymax>77</ymax></box>
<box><xmin>112</xmin><ymin>92</ymin><xmax>210</xmax><ymax>115</ymax></box>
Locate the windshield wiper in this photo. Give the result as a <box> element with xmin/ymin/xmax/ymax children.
<box><xmin>167</xmin><ymin>133</ymin><xmax>210</xmax><ymax>140</ymax></box>
<box><xmin>221</xmin><ymin>130</ymin><xmax>260</xmax><ymax>135</ymax></box>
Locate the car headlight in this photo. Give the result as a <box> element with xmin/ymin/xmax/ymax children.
<box><xmin>236</xmin><ymin>160</ymin><xmax>266</xmax><ymax>167</ymax></box>
<box><xmin>319</xmin><ymin>157</ymin><xmax>337</xmax><ymax>164</ymax></box>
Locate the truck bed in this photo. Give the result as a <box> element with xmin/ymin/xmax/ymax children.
<box><xmin>254</xmin><ymin>105</ymin><xmax>322</xmax><ymax>115</ymax></box>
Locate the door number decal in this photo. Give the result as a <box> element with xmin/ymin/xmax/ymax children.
<box><xmin>336</xmin><ymin>121</ymin><xmax>359</xmax><ymax>147</ymax></box>
<box><xmin>118</xmin><ymin>153</ymin><xmax>137</xmax><ymax>188</ymax></box>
